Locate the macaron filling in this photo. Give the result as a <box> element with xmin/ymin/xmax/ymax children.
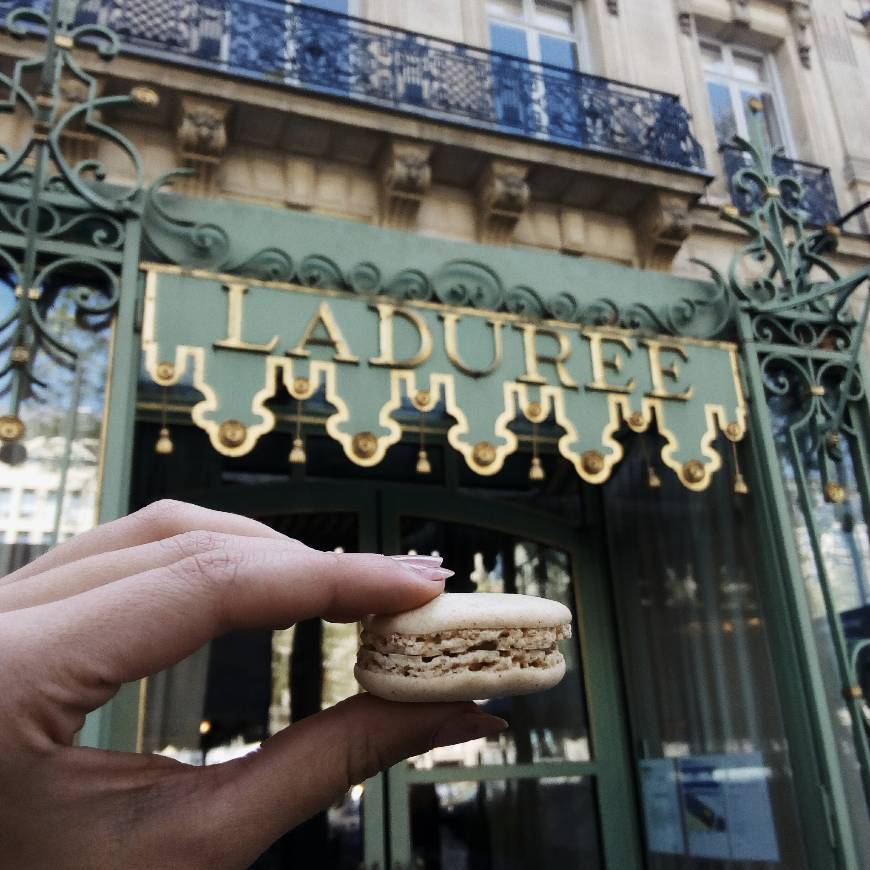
<box><xmin>357</xmin><ymin>624</ymin><xmax>570</xmax><ymax>678</ymax></box>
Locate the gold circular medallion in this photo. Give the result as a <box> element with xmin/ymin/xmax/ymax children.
<box><xmin>156</xmin><ymin>361</ymin><xmax>175</xmax><ymax>381</ymax></box>
<box><xmin>824</xmin><ymin>481</ymin><xmax>846</xmax><ymax>504</ymax></box>
<box><xmin>130</xmin><ymin>86</ymin><xmax>159</xmax><ymax>107</ymax></box>
<box><xmin>218</xmin><ymin>419</ymin><xmax>247</xmax><ymax>448</ymax></box>
<box><xmin>472</xmin><ymin>441</ymin><xmax>497</xmax><ymax>467</ymax></box>
<box><xmin>293</xmin><ymin>377</ymin><xmax>310</xmax><ymax>396</ymax></box>
<box><xmin>764</xmin><ymin>185</ymin><xmax>781</xmax><ymax>199</ymax></box>
<box><xmin>748</xmin><ymin>97</ymin><xmax>764</xmax><ymax>112</ymax></box>
<box><xmin>682</xmin><ymin>460</ymin><xmax>706</xmax><ymax>485</ymax></box>
<box><xmin>526</xmin><ymin>401</ymin><xmax>544</xmax><ymax>421</ymax></box>
<box><xmin>628</xmin><ymin>412</ymin><xmax>645</xmax><ymax>429</ymax></box>
<box><xmin>10</xmin><ymin>345</ymin><xmax>29</xmax><ymax>365</ymax></box>
<box><xmin>352</xmin><ymin>431</ymin><xmax>378</xmax><ymax>460</ymax></box>
<box><xmin>414</xmin><ymin>390</ymin><xmax>432</xmax><ymax>409</ymax></box>
<box><xmin>722</xmin><ymin>203</ymin><xmax>740</xmax><ymax>219</ymax></box>
<box><xmin>581</xmin><ymin>450</ymin><xmax>605</xmax><ymax>475</ymax></box>
<box><xmin>0</xmin><ymin>414</ymin><xmax>25</xmax><ymax>442</ymax></box>
<box><xmin>725</xmin><ymin>422</ymin><xmax>742</xmax><ymax>441</ymax></box>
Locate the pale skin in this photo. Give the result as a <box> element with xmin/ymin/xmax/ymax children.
<box><xmin>0</xmin><ymin>499</ymin><xmax>507</xmax><ymax>869</ymax></box>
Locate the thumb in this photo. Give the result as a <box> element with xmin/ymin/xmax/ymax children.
<box><xmin>196</xmin><ymin>694</ymin><xmax>507</xmax><ymax>867</ymax></box>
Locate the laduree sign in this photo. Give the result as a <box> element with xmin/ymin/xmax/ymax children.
<box><xmin>142</xmin><ymin>264</ymin><xmax>747</xmax><ymax>490</ymax></box>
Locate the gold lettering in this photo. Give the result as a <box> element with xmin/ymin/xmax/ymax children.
<box><xmin>585</xmin><ymin>331</ymin><xmax>636</xmax><ymax>394</ymax></box>
<box><xmin>644</xmin><ymin>340</ymin><xmax>695</xmax><ymax>401</ymax></box>
<box><xmin>515</xmin><ymin>324</ymin><xmax>578</xmax><ymax>389</ymax></box>
<box><xmin>287</xmin><ymin>302</ymin><xmax>359</xmax><ymax>364</ymax></box>
<box><xmin>214</xmin><ymin>283</ymin><xmax>278</xmax><ymax>354</ymax></box>
<box><xmin>369</xmin><ymin>303</ymin><xmax>433</xmax><ymax>369</ymax></box>
<box><xmin>442</xmin><ymin>312</ymin><xmax>503</xmax><ymax>378</ymax></box>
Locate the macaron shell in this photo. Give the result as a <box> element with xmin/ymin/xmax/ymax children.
<box><xmin>364</xmin><ymin>592</ymin><xmax>571</xmax><ymax>636</ymax></box>
<box><xmin>354</xmin><ymin>658</ymin><xmax>567</xmax><ymax>703</ymax></box>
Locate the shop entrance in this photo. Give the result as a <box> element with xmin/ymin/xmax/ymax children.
<box><xmin>145</xmin><ymin>479</ymin><xmax>640</xmax><ymax>869</ymax></box>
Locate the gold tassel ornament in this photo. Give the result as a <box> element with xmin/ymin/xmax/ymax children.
<box><xmin>529</xmin><ymin>421</ymin><xmax>545</xmax><ymax>481</ymax></box>
<box><xmin>289</xmin><ymin>399</ymin><xmax>307</xmax><ymax>466</ymax></box>
<box><xmin>732</xmin><ymin>440</ymin><xmax>749</xmax><ymax>495</ymax></box>
<box><xmin>416</xmin><ymin>407</ymin><xmax>431</xmax><ymax>475</ymax></box>
<box><xmin>154</xmin><ymin>388</ymin><xmax>174</xmax><ymax>455</ymax></box>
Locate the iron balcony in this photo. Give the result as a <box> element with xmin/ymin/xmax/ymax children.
<box><xmin>720</xmin><ymin>145</ymin><xmax>839</xmax><ymax>227</ymax></box>
<box><xmin>60</xmin><ymin>0</ymin><xmax>709</xmax><ymax>173</ymax></box>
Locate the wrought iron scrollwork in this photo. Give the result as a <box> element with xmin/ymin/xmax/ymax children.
<box><xmin>143</xmin><ymin>171</ymin><xmax>731</xmax><ymax>339</ymax></box>
<box><xmin>713</xmin><ymin>100</ymin><xmax>870</xmax><ymax>807</ymax></box>
<box><xmin>0</xmin><ymin>0</ymin><xmax>153</xmax><ymax>471</ymax></box>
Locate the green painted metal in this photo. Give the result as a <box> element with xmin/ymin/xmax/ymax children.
<box><xmin>380</xmin><ymin>487</ymin><xmax>643</xmax><ymax>870</ymax></box>
<box><xmin>690</xmin><ymin>99</ymin><xmax>870</xmax><ymax>863</ymax></box>
<box><xmin>0</xmin><ymin>2</ymin><xmax>156</xmax><ymax>748</ymax></box>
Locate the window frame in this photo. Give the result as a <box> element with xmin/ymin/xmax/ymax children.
<box><xmin>486</xmin><ymin>0</ymin><xmax>589</xmax><ymax>72</ymax></box>
<box><xmin>699</xmin><ymin>37</ymin><xmax>796</xmax><ymax>158</ymax></box>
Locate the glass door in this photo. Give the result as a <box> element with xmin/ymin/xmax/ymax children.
<box><xmin>138</xmin><ymin>480</ymin><xmax>386</xmax><ymax>870</ymax></box>
<box><xmin>380</xmin><ymin>488</ymin><xmax>640</xmax><ymax>870</ymax></box>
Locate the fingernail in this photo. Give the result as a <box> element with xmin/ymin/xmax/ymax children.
<box><xmin>401</xmin><ymin>564</ymin><xmax>454</xmax><ymax>581</ymax></box>
<box><xmin>391</xmin><ymin>555</ymin><xmax>444</xmax><ymax>567</ymax></box>
<box><xmin>433</xmin><ymin>714</ymin><xmax>509</xmax><ymax>748</ymax></box>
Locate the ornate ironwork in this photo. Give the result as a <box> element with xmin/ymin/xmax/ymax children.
<box><xmin>721</xmin><ymin>145</ymin><xmax>839</xmax><ymax>228</ymax></box>
<box><xmin>0</xmin><ymin>1</ymin><xmax>152</xmax><ymax>551</ymax></box>
<box><xmin>144</xmin><ymin>170</ymin><xmax>729</xmax><ymax>340</ymax></box>
<box><xmin>702</xmin><ymin>101</ymin><xmax>870</xmax><ymax>810</ymax></box>
<box><xmin>2</xmin><ymin>0</ymin><xmax>707</xmax><ymax>173</ymax></box>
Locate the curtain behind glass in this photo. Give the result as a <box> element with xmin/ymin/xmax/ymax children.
<box><xmin>603</xmin><ymin>436</ymin><xmax>806</xmax><ymax>870</ymax></box>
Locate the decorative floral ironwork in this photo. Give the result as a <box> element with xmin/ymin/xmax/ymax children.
<box><xmin>4</xmin><ymin>0</ymin><xmax>707</xmax><ymax>173</ymax></box>
<box><xmin>710</xmin><ymin>101</ymin><xmax>870</xmax><ymax>808</ymax></box>
<box><xmin>720</xmin><ymin>145</ymin><xmax>839</xmax><ymax>228</ymax></box>
<box><xmin>143</xmin><ymin>171</ymin><xmax>730</xmax><ymax>340</ymax></box>
<box><xmin>0</xmin><ymin>0</ymin><xmax>153</xmax><ymax>463</ymax></box>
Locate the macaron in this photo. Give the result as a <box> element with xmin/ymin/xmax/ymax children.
<box><xmin>354</xmin><ymin>592</ymin><xmax>573</xmax><ymax>702</ymax></box>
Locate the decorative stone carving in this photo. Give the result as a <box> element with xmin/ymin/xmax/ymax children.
<box><xmin>790</xmin><ymin>0</ymin><xmax>812</xmax><ymax>69</ymax></box>
<box><xmin>730</xmin><ymin>0</ymin><xmax>751</xmax><ymax>26</ymax></box>
<box><xmin>676</xmin><ymin>0</ymin><xmax>693</xmax><ymax>35</ymax></box>
<box><xmin>378</xmin><ymin>138</ymin><xmax>433</xmax><ymax>229</ymax></box>
<box><xmin>634</xmin><ymin>190</ymin><xmax>693</xmax><ymax>271</ymax></box>
<box><xmin>176</xmin><ymin>95</ymin><xmax>230</xmax><ymax>196</ymax></box>
<box><xmin>476</xmin><ymin>158</ymin><xmax>531</xmax><ymax>244</ymax></box>
<box><xmin>56</xmin><ymin>77</ymin><xmax>101</xmax><ymax>167</ymax></box>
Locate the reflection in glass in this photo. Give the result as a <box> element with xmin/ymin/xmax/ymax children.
<box><xmin>400</xmin><ymin>517</ymin><xmax>589</xmax><ymax>769</ymax></box>
<box><xmin>410</xmin><ymin>775</ymin><xmax>602</xmax><ymax>870</ymax></box>
<box><xmin>0</xmin><ymin>275</ymin><xmax>110</xmax><ymax>575</ymax></box>
<box><xmin>605</xmin><ymin>437</ymin><xmax>807</xmax><ymax>869</ymax></box>
<box><xmin>140</xmin><ymin>510</ymin><xmax>364</xmax><ymax>870</ymax></box>
<box><xmin>770</xmin><ymin>394</ymin><xmax>870</xmax><ymax>857</ymax></box>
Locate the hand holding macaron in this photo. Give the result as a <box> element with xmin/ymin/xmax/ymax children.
<box><xmin>0</xmin><ymin>500</ymin><xmax>508</xmax><ymax>870</ymax></box>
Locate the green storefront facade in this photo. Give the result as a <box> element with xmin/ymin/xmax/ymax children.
<box><xmin>1</xmin><ymin>4</ymin><xmax>869</xmax><ymax>869</ymax></box>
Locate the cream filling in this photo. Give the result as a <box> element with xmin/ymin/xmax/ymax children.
<box><xmin>356</xmin><ymin>625</ymin><xmax>570</xmax><ymax>678</ymax></box>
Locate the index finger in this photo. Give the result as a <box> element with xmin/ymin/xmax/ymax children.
<box><xmin>8</xmin><ymin>537</ymin><xmax>451</xmax><ymax>731</ymax></box>
<box><xmin>0</xmin><ymin>499</ymin><xmax>287</xmax><ymax>586</ymax></box>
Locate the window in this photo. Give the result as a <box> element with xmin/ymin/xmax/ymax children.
<box><xmin>0</xmin><ymin>488</ymin><xmax>11</xmax><ymax>518</ymax></box>
<box><xmin>19</xmin><ymin>489</ymin><xmax>37</xmax><ymax>518</ymax></box>
<box><xmin>488</xmin><ymin>0</ymin><xmax>584</xmax><ymax>70</ymax></box>
<box><xmin>701</xmin><ymin>41</ymin><xmax>788</xmax><ymax>153</ymax></box>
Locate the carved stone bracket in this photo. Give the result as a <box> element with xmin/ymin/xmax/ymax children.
<box><xmin>176</xmin><ymin>95</ymin><xmax>230</xmax><ymax>196</ymax></box>
<box><xmin>56</xmin><ymin>77</ymin><xmax>101</xmax><ymax>168</ymax></box>
<box><xmin>731</xmin><ymin>0</ymin><xmax>751</xmax><ymax>26</ymax></box>
<box><xmin>676</xmin><ymin>0</ymin><xmax>693</xmax><ymax>35</ymax></box>
<box><xmin>634</xmin><ymin>190</ymin><xmax>693</xmax><ymax>271</ymax></box>
<box><xmin>378</xmin><ymin>138</ymin><xmax>433</xmax><ymax>229</ymax></box>
<box><xmin>790</xmin><ymin>0</ymin><xmax>812</xmax><ymax>69</ymax></box>
<box><xmin>476</xmin><ymin>158</ymin><xmax>531</xmax><ymax>245</ymax></box>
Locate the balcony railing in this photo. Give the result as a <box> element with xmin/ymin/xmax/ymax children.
<box><xmin>3</xmin><ymin>0</ymin><xmax>707</xmax><ymax>174</ymax></box>
<box><xmin>720</xmin><ymin>145</ymin><xmax>839</xmax><ymax>227</ymax></box>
